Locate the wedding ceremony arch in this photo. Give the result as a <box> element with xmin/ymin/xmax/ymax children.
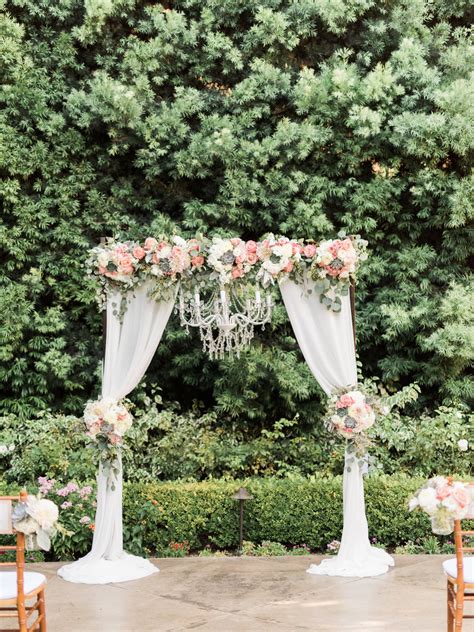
<box><xmin>58</xmin><ymin>234</ymin><xmax>394</xmax><ymax>584</ymax></box>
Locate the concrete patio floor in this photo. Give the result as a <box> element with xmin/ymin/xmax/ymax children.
<box><xmin>5</xmin><ymin>555</ymin><xmax>469</xmax><ymax>631</ymax></box>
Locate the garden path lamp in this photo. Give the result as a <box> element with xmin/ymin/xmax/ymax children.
<box><xmin>232</xmin><ymin>487</ymin><xmax>253</xmax><ymax>553</ymax></box>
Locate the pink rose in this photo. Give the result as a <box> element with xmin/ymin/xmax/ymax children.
<box><xmin>88</xmin><ymin>422</ymin><xmax>101</xmax><ymax>434</ymax></box>
<box><xmin>329</xmin><ymin>243</ymin><xmax>340</xmax><ymax>257</ymax></box>
<box><xmin>187</xmin><ymin>239</ymin><xmax>200</xmax><ymax>253</ymax></box>
<box><xmin>119</xmin><ymin>254</ymin><xmax>134</xmax><ymax>274</ymax></box>
<box><xmin>98</xmin><ymin>266</ymin><xmax>107</xmax><ymax>275</ymax></box>
<box><xmin>303</xmin><ymin>244</ymin><xmax>317</xmax><ymax>258</ymax></box>
<box><xmin>191</xmin><ymin>255</ymin><xmax>204</xmax><ymax>267</ymax></box>
<box><xmin>144</xmin><ymin>237</ymin><xmax>157</xmax><ymax>252</ymax></box>
<box><xmin>452</xmin><ymin>487</ymin><xmax>468</xmax><ymax>508</ymax></box>
<box><xmin>152</xmin><ymin>252</ymin><xmax>161</xmax><ymax>264</ymax></box>
<box><xmin>235</xmin><ymin>255</ymin><xmax>245</xmax><ymax>264</ymax></box>
<box><xmin>246</xmin><ymin>240</ymin><xmax>257</xmax><ymax>253</ymax></box>
<box><xmin>436</xmin><ymin>484</ymin><xmax>451</xmax><ymax>500</ymax></box>
<box><xmin>231</xmin><ymin>268</ymin><xmax>243</xmax><ymax>278</ymax></box>
<box><xmin>284</xmin><ymin>261</ymin><xmax>294</xmax><ymax>273</ymax></box>
<box><xmin>337</xmin><ymin>394</ymin><xmax>355</xmax><ymax>408</ymax></box>
<box><xmin>109</xmin><ymin>434</ymin><xmax>122</xmax><ymax>445</ymax></box>
<box><xmin>292</xmin><ymin>243</ymin><xmax>304</xmax><ymax>255</ymax></box>
<box><xmin>132</xmin><ymin>246</ymin><xmax>145</xmax><ymax>260</ymax></box>
<box><xmin>230</xmin><ymin>238</ymin><xmax>241</xmax><ymax>246</ymax></box>
<box><xmin>341</xmin><ymin>239</ymin><xmax>353</xmax><ymax>251</ymax></box>
<box><xmin>247</xmin><ymin>253</ymin><xmax>258</xmax><ymax>265</ymax></box>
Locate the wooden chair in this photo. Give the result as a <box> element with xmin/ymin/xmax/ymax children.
<box><xmin>445</xmin><ymin>488</ymin><xmax>474</xmax><ymax>632</ymax></box>
<box><xmin>0</xmin><ymin>491</ymin><xmax>47</xmax><ymax>632</ymax></box>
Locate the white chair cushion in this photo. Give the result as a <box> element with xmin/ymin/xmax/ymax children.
<box><xmin>443</xmin><ymin>557</ymin><xmax>474</xmax><ymax>583</ymax></box>
<box><xmin>0</xmin><ymin>572</ymin><xmax>46</xmax><ymax>600</ymax></box>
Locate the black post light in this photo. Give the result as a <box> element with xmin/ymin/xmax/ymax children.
<box><xmin>232</xmin><ymin>487</ymin><xmax>253</xmax><ymax>553</ymax></box>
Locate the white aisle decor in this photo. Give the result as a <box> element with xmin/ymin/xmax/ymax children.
<box><xmin>58</xmin><ymin>281</ymin><xmax>174</xmax><ymax>584</ymax></box>
<box><xmin>59</xmin><ymin>231</ymin><xmax>391</xmax><ymax>584</ymax></box>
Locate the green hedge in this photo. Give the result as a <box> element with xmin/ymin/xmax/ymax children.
<box><xmin>122</xmin><ymin>474</ymin><xmax>462</xmax><ymax>557</ymax></box>
<box><xmin>3</xmin><ymin>474</ymin><xmax>470</xmax><ymax>559</ymax></box>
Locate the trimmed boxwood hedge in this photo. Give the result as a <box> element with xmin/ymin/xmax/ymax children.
<box><xmin>3</xmin><ymin>474</ymin><xmax>470</xmax><ymax>559</ymax></box>
<box><xmin>122</xmin><ymin>474</ymin><xmax>467</xmax><ymax>556</ymax></box>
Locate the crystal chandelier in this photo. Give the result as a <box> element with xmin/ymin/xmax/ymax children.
<box><xmin>178</xmin><ymin>285</ymin><xmax>273</xmax><ymax>359</ymax></box>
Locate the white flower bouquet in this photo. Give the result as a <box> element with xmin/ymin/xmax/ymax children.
<box><xmin>207</xmin><ymin>237</ymin><xmax>259</xmax><ymax>284</ymax></box>
<box><xmin>12</xmin><ymin>496</ymin><xmax>59</xmax><ymax>551</ymax></box>
<box><xmin>409</xmin><ymin>476</ymin><xmax>472</xmax><ymax>535</ymax></box>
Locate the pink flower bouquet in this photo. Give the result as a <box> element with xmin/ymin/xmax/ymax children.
<box><xmin>409</xmin><ymin>476</ymin><xmax>472</xmax><ymax>535</ymax></box>
<box><xmin>83</xmin><ymin>397</ymin><xmax>133</xmax><ymax>483</ymax></box>
<box><xmin>324</xmin><ymin>387</ymin><xmax>376</xmax><ymax>455</ymax></box>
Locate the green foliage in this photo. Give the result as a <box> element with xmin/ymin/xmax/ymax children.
<box><xmin>123</xmin><ymin>474</ymin><xmax>473</xmax><ymax>555</ymax></box>
<box><xmin>395</xmin><ymin>537</ymin><xmax>457</xmax><ymax>555</ymax></box>
<box><xmin>2</xmin><ymin>474</ymin><xmax>472</xmax><ymax>560</ymax></box>
<box><xmin>0</xmin><ymin>402</ymin><xmax>471</xmax><ymax>485</ymax></box>
<box><xmin>0</xmin><ymin>0</ymin><xmax>472</xmax><ymax>423</ymax></box>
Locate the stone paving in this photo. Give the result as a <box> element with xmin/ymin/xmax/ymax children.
<box><xmin>3</xmin><ymin>555</ymin><xmax>470</xmax><ymax>631</ymax></box>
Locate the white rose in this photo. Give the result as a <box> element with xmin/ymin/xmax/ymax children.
<box><xmin>0</xmin><ymin>445</ymin><xmax>8</xmax><ymax>454</ymax></box>
<box><xmin>115</xmin><ymin>418</ymin><xmax>132</xmax><ymax>436</ymax></box>
<box><xmin>458</xmin><ymin>439</ymin><xmax>469</xmax><ymax>452</ymax></box>
<box><xmin>97</xmin><ymin>252</ymin><xmax>109</xmax><ymax>267</ymax></box>
<box><xmin>104</xmin><ymin>411</ymin><xmax>117</xmax><ymax>425</ymax></box>
<box><xmin>173</xmin><ymin>235</ymin><xmax>187</xmax><ymax>248</ymax></box>
<box><xmin>28</xmin><ymin>498</ymin><xmax>59</xmax><ymax>530</ymax></box>
<box><xmin>417</xmin><ymin>488</ymin><xmax>439</xmax><ymax>515</ymax></box>
<box><xmin>442</xmin><ymin>496</ymin><xmax>459</xmax><ymax>514</ymax></box>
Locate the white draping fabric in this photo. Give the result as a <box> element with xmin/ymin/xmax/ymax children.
<box><xmin>58</xmin><ymin>281</ymin><xmax>175</xmax><ymax>584</ymax></box>
<box><xmin>279</xmin><ymin>277</ymin><xmax>394</xmax><ymax>577</ymax></box>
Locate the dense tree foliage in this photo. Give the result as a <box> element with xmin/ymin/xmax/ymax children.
<box><xmin>1</xmin><ymin>0</ymin><xmax>472</xmax><ymax>424</ymax></box>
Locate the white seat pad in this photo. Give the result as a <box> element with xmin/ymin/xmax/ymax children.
<box><xmin>0</xmin><ymin>572</ymin><xmax>46</xmax><ymax>600</ymax></box>
<box><xmin>443</xmin><ymin>557</ymin><xmax>474</xmax><ymax>583</ymax></box>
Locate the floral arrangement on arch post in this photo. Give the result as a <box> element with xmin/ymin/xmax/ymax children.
<box><xmin>324</xmin><ymin>387</ymin><xmax>379</xmax><ymax>461</ymax></box>
<box><xmin>409</xmin><ymin>477</ymin><xmax>472</xmax><ymax>535</ymax></box>
<box><xmin>323</xmin><ymin>381</ymin><xmax>421</xmax><ymax>465</ymax></box>
<box><xmin>83</xmin><ymin>397</ymin><xmax>133</xmax><ymax>487</ymax></box>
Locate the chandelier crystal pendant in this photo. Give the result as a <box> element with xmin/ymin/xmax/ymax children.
<box><xmin>178</xmin><ymin>285</ymin><xmax>273</xmax><ymax>359</ymax></box>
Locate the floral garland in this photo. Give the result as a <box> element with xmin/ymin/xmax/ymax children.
<box><xmin>86</xmin><ymin>236</ymin><xmax>204</xmax><ymax>312</ymax></box>
<box><xmin>87</xmin><ymin>234</ymin><xmax>367</xmax><ymax>313</ymax></box>
<box><xmin>409</xmin><ymin>477</ymin><xmax>472</xmax><ymax>535</ymax></box>
<box><xmin>83</xmin><ymin>397</ymin><xmax>133</xmax><ymax>486</ymax></box>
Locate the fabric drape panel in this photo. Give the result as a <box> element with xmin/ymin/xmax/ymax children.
<box><xmin>279</xmin><ymin>277</ymin><xmax>394</xmax><ymax>577</ymax></box>
<box><xmin>58</xmin><ymin>281</ymin><xmax>175</xmax><ymax>584</ymax></box>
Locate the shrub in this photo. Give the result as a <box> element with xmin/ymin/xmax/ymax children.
<box><xmin>122</xmin><ymin>475</ymin><xmax>473</xmax><ymax>557</ymax></box>
<box><xmin>2</xmin><ymin>474</ymin><xmax>472</xmax><ymax>561</ymax></box>
<box><xmin>1</xmin><ymin>405</ymin><xmax>471</xmax><ymax>485</ymax></box>
<box><xmin>0</xmin><ymin>0</ymin><xmax>472</xmax><ymax>421</ymax></box>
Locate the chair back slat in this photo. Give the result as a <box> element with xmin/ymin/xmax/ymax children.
<box><xmin>465</xmin><ymin>483</ymin><xmax>474</xmax><ymax>520</ymax></box>
<box><xmin>0</xmin><ymin>500</ymin><xmax>13</xmax><ymax>535</ymax></box>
